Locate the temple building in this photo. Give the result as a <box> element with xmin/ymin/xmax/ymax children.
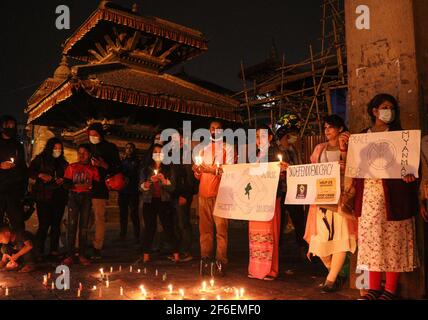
<box><xmin>26</xmin><ymin>0</ymin><xmax>241</xmax><ymax>160</ymax></box>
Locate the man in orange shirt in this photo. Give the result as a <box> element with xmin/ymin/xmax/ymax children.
<box><xmin>193</xmin><ymin>120</ymin><xmax>234</xmax><ymax>277</ymax></box>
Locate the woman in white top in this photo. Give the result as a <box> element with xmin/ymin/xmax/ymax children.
<box><xmin>304</xmin><ymin>114</ymin><xmax>358</xmax><ymax>293</ymax></box>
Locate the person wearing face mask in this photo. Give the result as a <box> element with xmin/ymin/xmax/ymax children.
<box><xmin>139</xmin><ymin>144</ymin><xmax>179</xmax><ymax>263</ymax></box>
<box><xmin>0</xmin><ymin>115</ymin><xmax>27</xmax><ymax>232</ymax></box>
<box><xmin>86</xmin><ymin>123</ymin><xmax>121</xmax><ymax>260</ymax></box>
<box><xmin>354</xmin><ymin>94</ymin><xmax>420</xmax><ymax>300</ymax></box>
<box><xmin>192</xmin><ymin>119</ymin><xmax>234</xmax><ymax>277</ymax></box>
<box><xmin>117</xmin><ymin>143</ymin><xmax>140</xmax><ymax>243</ymax></box>
<box><xmin>276</xmin><ymin>126</ymin><xmax>307</xmax><ymax>259</ymax></box>
<box><xmin>28</xmin><ymin>137</ymin><xmax>68</xmax><ymax>260</ymax></box>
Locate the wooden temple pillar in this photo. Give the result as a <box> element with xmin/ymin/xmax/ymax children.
<box><xmin>345</xmin><ymin>0</ymin><xmax>428</xmax><ymax>298</ymax></box>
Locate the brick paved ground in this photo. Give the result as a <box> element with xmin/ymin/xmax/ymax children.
<box><xmin>0</xmin><ymin>211</ymin><xmax>360</xmax><ymax>300</ymax></box>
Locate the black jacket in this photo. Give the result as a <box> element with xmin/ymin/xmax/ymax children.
<box><xmin>90</xmin><ymin>140</ymin><xmax>121</xmax><ymax>199</ymax></box>
<box><xmin>119</xmin><ymin>156</ymin><xmax>140</xmax><ymax>195</ymax></box>
<box><xmin>28</xmin><ymin>154</ymin><xmax>68</xmax><ymax>202</ymax></box>
<box><xmin>0</xmin><ymin>137</ymin><xmax>27</xmax><ymax>194</ymax></box>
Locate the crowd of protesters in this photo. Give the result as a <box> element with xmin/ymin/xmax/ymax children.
<box><xmin>0</xmin><ymin>92</ymin><xmax>428</xmax><ymax>300</ymax></box>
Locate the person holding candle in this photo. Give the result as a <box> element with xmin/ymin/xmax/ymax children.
<box><xmin>61</xmin><ymin>144</ymin><xmax>100</xmax><ymax>266</ymax></box>
<box><xmin>0</xmin><ymin>225</ymin><xmax>35</xmax><ymax>272</ymax></box>
<box><xmin>247</xmin><ymin>125</ymin><xmax>286</xmax><ymax>281</ymax></box>
<box><xmin>303</xmin><ymin>114</ymin><xmax>357</xmax><ymax>292</ymax></box>
<box><xmin>139</xmin><ymin>144</ymin><xmax>180</xmax><ymax>263</ymax></box>
<box><xmin>353</xmin><ymin>94</ymin><xmax>420</xmax><ymax>300</ymax></box>
<box><xmin>170</xmin><ymin>129</ymin><xmax>198</xmax><ymax>262</ymax></box>
<box><xmin>192</xmin><ymin>120</ymin><xmax>234</xmax><ymax>277</ymax></box>
<box><xmin>28</xmin><ymin>137</ymin><xmax>68</xmax><ymax>260</ymax></box>
<box><xmin>0</xmin><ymin>115</ymin><xmax>28</xmax><ymax>232</ymax></box>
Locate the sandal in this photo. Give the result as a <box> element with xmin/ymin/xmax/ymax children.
<box><xmin>18</xmin><ymin>265</ymin><xmax>35</xmax><ymax>273</ymax></box>
<box><xmin>358</xmin><ymin>289</ymin><xmax>383</xmax><ymax>300</ymax></box>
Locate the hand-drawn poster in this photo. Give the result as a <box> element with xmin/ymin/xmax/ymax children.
<box><xmin>213</xmin><ymin>163</ymin><xmax>280</xmax><ymax>221</ymax></box>
<box><xmin>345</xmin><ymin>130</ymin><xmax>421</xmax><ymax>179</ymax></box>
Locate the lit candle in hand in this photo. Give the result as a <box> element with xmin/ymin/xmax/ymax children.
<box><xmin>154</xmin><ymin>169</ymin><xmax>158</xmax><ymax>175</ymax></box>
<box><xmin>10</xmin><ymin>158</ymin><xmax>14</xmax><ymax>164</ymax></box>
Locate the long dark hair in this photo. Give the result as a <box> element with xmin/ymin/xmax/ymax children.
<box><xmin>367</xmin><ymin>94</ymin><xmax>402</xmax><ymax>131</ymax></box>
<box><xmin>143</xmin><ymin>143</ymin><xmax>171</xmax><ymax>178</ymax></box>
<box><xmin>40</xmin><ymin>137</ymin><xmax>65</xmax><ymax>161</ymax></box>
<box><xmin>323</xmin><ymin>114</ymin><xmax>348</xmax><ymax>132</ymax></box>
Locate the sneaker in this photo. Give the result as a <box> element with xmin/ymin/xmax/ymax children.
<box><xmin>358</xmin><ymin>289</ymin><xmax>383</xmax><ymax>300</ymax></box>
<box><xmin>62</xmin><ymin>256</ymin><xmax>74</xmax><ymax>266</ymax></box>
<box><xmin>91</xmin><ymin>249</ymin><xmax>102</xmax><ymax>260</ymax></box>
<box><xmin>378</xmin><ymin>291</ymin><xmax>399</xmax><ymax>300</ymax></box>
<box><xmin>79</xmin><ymin>256</ymin><xmax>91</xmax><ymax>266</ymax></box>
<box><xmin>199</xmin><ymin>257</ymin><xmax>211</xmax><ymax>276</ymax></box>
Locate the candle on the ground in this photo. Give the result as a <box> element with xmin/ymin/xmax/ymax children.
<box><xmin>99</xmin><ymin>268</ymin><xmax>104</xmax><ymax>278</ymax></box>
<box><xmin>10</xmin><ymin>158</ymin><xmax>14</xmax><ymax>164</ymax></box>
<box><xmin>201</xmin><ymin>281</ymin><xmax>207</xmax><ymax>292</ymax></box>
<box><xmin>168</xmin><ymin>284</ymin><xmax>173</xmax><ymax>294</ymax></box>
<box><xmin>155</xmin><ymin>269</ymin><xmax>158</xmax><ymax>276</ymax></box>
<box><xmin>77</xmin><ymin>289</ymin><xmax>81</xmax><ymax>298</ymax></box>
<box><xmin>47</xmin><ymin>273</ymin><xmax>51</xmax><ymax>279</ymax></box>
<box><xmin>5</xmin><ymin>287</ymin><xmax>9</xmax><ymax>296</ymax></box>
<box><xmin>138</xmin><ymin>269</ymin><xmax>141</xmax><ymax>273</ymax></box>
<box><xmin>235</xmin><ymin>289</ymin><xmax>240</xmax><ymax>299</ymax></box>
<box><xmin>216</xmin><ymin>295</ymin><xmax>221</xmax><ymax>300</ymax></box>
<box><xmin>162</xmin><ymin>273</ymin><xmax>167</xmax><ymax>281</ymax></box>
<box><xmin>130</xmin><ymin>266</ymin><xmax>133</xmax><ymax>272</ymax></box>
<box><xmin>120</xmin><ymin>287</ymin><xmax>124</xmax><ymax>296</ymax></box>
<box><xmin>92</xmin><ymin>285</ymin><xmax>97</xmax><ymax>291</ymax></box>
<box><xmin>106</xmin><ymin>280</ymin><xmax>109</xmax><ymax>288</ymax></box>
<box><xmin>99</xmin><ymin>288</ymin><xmax>102</xmax><ymax>298</ymax></box>
<box><xmin>143</xmin><ymin>268</ymin><xmax>147</xmax><ymax>274</ymax></box>
<box><xmin>43</xmin><ymin>275</ymin><xmax>48</xmax><ymax>286</ymax></box>
<box><xmin>51</xmin><ymin>282</ymin><xmax>55</xmax><ymax>290</ymax></box>
<box><xmin>79</xmin><ymin>282</ymin><xmax>82</xmax><ymax>291</ymax></box>
<box><xmin>110</xmin><ymin>266</ymin><xmax>113</xmax><ymax>273</ymax></box>
<box><xmin>179</xmin><ymin>289</ymin><xmax>184</xmax><ymax>298</ymax></box>
<box><xmin>119</xmin><ymin>265</ymin><xmax>122</xmax><ymax>272</ymax></box>
<box><xmin>240</xmin><ymin>288</ymin><xmax>245</xmax><ymax>298</ymax></box>
<box><xmin>210</xmin><ymin>279</ymin><xmax>215</xmax><ymax>287</ymax></box>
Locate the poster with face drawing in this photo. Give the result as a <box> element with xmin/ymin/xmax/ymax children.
<box><xmin>285</xmin><ymin>162</ymin><xmax>341</xmax><ymax>205</ymax></box>
<box><xmin>345</xmin><ymin>130</ymin><xmax>421</xmax><ymax>179</ymax></box>
<box><xmin>213</xmin><ymin>162</ymin><xmax>280</xmax><ymax>221</ymax></box>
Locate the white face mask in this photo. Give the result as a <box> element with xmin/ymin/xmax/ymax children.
<box><xmin>287</xmin><ymin>135</ymin><xmax>298</xmax><ymax>144</ymax></box>
<box><xmin>378</xmin><ymin>109</ymin><xmax>395</xmax><ymax>124</ymax></box>
<box><xmin>52</xmin><ymin>150</ymin><xmax>62</xmax><ymax>158</ymax></box>
<box><xmin>89</xmin><ymin>136</ymin><xmax>101</xmax><ymax>145</ymax></box>
<box><xmin>152</xmin><ymin>153</ymin><xmax>164</xmax><ymax>162</ymax></box>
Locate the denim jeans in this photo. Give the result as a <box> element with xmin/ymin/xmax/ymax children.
<box><xmin>67</xmin><ymin>192</ymin><xmax>91</xmax><ymax>257</ymax></box>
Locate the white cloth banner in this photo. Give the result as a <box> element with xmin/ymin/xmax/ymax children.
<box><xmin>213</xmin><ymin>162</ymin><xmax>280</xmax><ymax>221</ymax></box>
<box><xmin>345</xmin><ymin>130</ymin><xmax>421</xmax><ymax>179</ymax></box>
<box><xmin>285</xmin><ymin>162</ymin><xmax>341</xmax><ymax>205</ymax></box>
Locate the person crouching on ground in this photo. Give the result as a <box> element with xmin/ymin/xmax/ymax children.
<box><xmin>61</xmin><ymin>144</ymin><xmax>100</xmax><ymax>266</ymax></box>
<box><xmin>140</xmin><ymin>144</ymin><xmax>180</xmax><ymax>263</ymax></box>
<box><xmin>0</xmin><ymin>226</ymin><xmax>35</xmax><ymax>272</ymax></box>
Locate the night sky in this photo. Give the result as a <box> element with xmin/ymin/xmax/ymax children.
<box><xmin>0</xmin><ymin>0</ymin><xmax>322</xmax><ymax>123</ymax></box>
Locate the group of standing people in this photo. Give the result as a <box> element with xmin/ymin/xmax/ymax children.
<box><xmin>1</xmin><ymin>91</ymin><xmax>427</xmax><ymax>300</ymax></box>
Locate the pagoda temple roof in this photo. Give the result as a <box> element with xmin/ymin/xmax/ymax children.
<box><xmin>26</xmin><ymin>63</ymin><xmax>241</xmax><ymax>127</ymax></box>
<box><xmin>62</xmin><ymin>2</ymin><xmax>208</xmax><ymax>70</ymax></box>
